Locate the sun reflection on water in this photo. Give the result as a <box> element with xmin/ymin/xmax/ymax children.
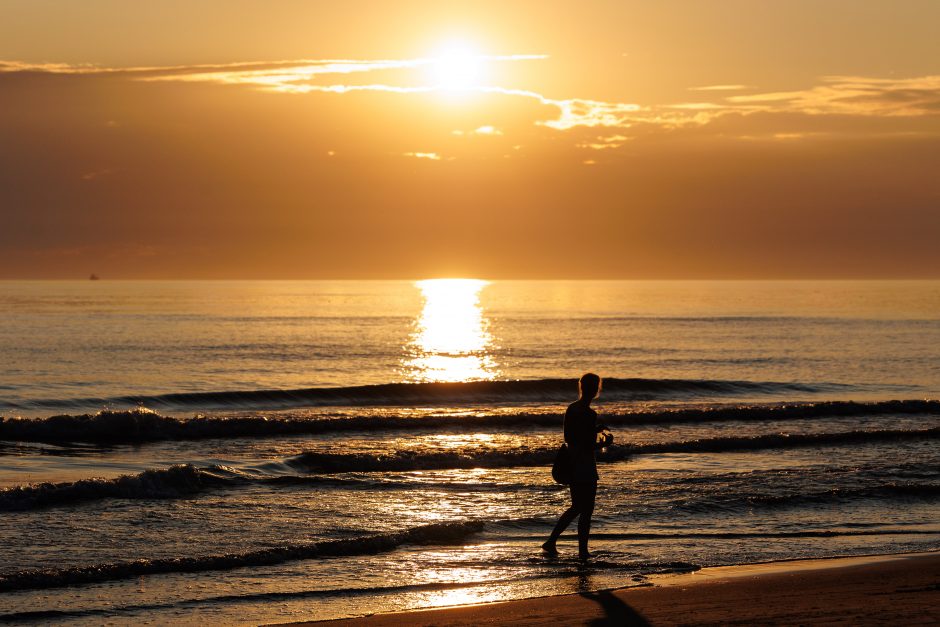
<box><xmin>404</xmin><ymin>279</ymin><xmax>498</xmax><ymax>382</ymax></box>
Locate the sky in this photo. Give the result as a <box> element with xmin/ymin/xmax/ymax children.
<box><xmin>1</xmin><ymin>0</ymin><xmax>938</xmax><ymax>279</ymax></box>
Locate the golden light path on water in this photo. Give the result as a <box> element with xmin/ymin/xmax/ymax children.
<box><xmin>404</xmin><ymin>279</ymin><xmax>499</xmax><ymax>382</ymax></box>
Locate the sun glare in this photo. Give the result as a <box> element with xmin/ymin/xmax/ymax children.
<box><xmin>431</xmin><ymin>45</ymin><xmax>484</xmax><ymax>90</ymax></box>
<box><xmin>404</xmin><ymin>278</ymin><xmax>498</xmax><ymax>382</ymax></box>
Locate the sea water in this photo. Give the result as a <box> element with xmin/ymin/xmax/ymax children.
<box><xmin>0</xmin><ymin>280</ymin><xmax>938</xmax><ymax>624</ymax></box>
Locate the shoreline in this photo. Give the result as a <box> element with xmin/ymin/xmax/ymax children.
<box><xmin>278</xmin><ymin>550</ymin><xmax>940</xmax><ymax>626</ymax></box>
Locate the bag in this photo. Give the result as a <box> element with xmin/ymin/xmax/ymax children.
<box><xmin>551</xmin><ymin>443</ymin><xmax>572</xmax><ymax>485</ymax></box>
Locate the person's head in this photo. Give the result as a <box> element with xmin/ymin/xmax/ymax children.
<box><xmin>578</xmin><ymin>372</ymin><xmax>601</xmax><ymax>400</ymax></box>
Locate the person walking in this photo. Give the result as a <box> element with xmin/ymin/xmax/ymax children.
<box><xmin>542</xmin><ymin>372</ymin><xmax>608</xmax><ymax>559</ymax></box>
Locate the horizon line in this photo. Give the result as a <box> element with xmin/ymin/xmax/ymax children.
<box><xmin>3</xmin><ymin>277</ymin><xmax>940</xmax><ymax>282</ymax></box>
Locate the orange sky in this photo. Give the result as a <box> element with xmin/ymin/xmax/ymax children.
<box><xmin>1</xmin><ymin>0</ymin><xmax>938</xmax><ymax>278</ymax></box>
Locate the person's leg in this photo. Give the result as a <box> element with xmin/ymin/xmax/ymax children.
<box><xmin>543</xmin><ymin>484</ymin><xmax>581</xmax><ymax>552</ymax></box>
<box><xmin>574</xmin><ymin>482</ymin><xmax>597</xmax><ymax>558</ymax></box>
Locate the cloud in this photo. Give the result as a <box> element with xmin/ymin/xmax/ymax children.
<box><xmin>472</xmin><ymin>125</ymin><xmax>502</xmax><ymax>135</ymax></box>
<box><xmin>0</xmin><ymin>59</ymin><xmax>373</xmax><ymax>76</ymax></box>
<box><xmin>139</xmin><ymin>59</ymin><xmax>433</xmax><ymax>86</ymax></box>
<box><xmin>453</xmin><ymin>125</ymin><xmax>504</xmax><ymax>136</ymax></box>
<box><xmin>2</xmin><ymin>57</ymin><xmax>937</xmax><ymax>143</ymax></box>
<box><xmin>403</xmin><ymin>152</ymin><xmax>442</xmax><ymax>160</ymax></box>
<box><xmin>727</xmin><ymin>75</ymin><xmax>940</xmax><ymax>116</ymax></box>
<box><xmin>689</xmin><ymin>84</ymin><xmax>750</xmax><ymax>91</ymax></box>
<box><xmin>134</xmin><ymin>54</ymin><xmax>547</xmax><ymax>86</ymax></box>
<box><xmin>458</xmin><ymin>86</ymin><xmax>645</xmax><ymax>130</ymax></box>
<box><xmin>577</xmin><ymin>134</ymin><xmax>632</xmax><ymax>150</ymax></box>
<box><xmin>666</xmin><ymin>102</ymin><xmax>726</xmax><ymax>110</ymax></box>
<box><xmin>0</xmin><ymin>57</ymin><xmax>647</xmax><ymax>131</ymax></box>
<box><xmin>0</xmin><ymin>61</ymin><xmax>98</xmax><ymax>73</ymax></box>
<box><xmin>542</xmin><ymin>97</ymin><xmax>643</xmax><ymax>130</ymax></box>
<box><xmin>271</xmin><ymin>83</ymin><xmax>435</xmax><ymax>95</ymax></box>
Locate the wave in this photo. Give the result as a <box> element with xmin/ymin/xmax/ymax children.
<box><xmin>662</xmin><ymin>483</ymin><xmax>940</xmax><ymax>516</ymax></box>
<box><xmin>0</xmin><ymin>464</ymin><xmax>470</xmax><ymax>512</ymax></box>
<box><xmin>631</xmin><ymin>426</ymin><xmax>940</xmax><ymax>455</ymax></box>
<box><xmin>288</xmin><ymin>427</ymin><xmax>940</xmax><ymax>474</ymax></box>
<box><xmin>0</xmin><ymin>464</ymin><xmax>245</xmax><ymax>511</ymax></box>
<box><xmin>4</xmin><ymin>428</ymin><xmax>937</xmax><ymax>512</ymax></box>
<box><xmin>3</xmin><ymin>513</ymin><xmax>936</xmax><ymax>596</ymax></box>
<box><xmin>0</xmin><ymin>520</ymin><xmax>485</xmax><ymax>593</ymax></box>
<box><xmin>0</xmin><ymin>579</ymin><xmax>525</xmax><ymax>623</ymax></box>
<box><xmin>736</xmin><ymin>483</ymin><xmax>940</xmax><ymax>507</ymax></box>
<box><xmin>0</xmin><ymin>559</ymin><xmax>697</xmax><ymax>622</ymax></box>
<box><xmin>2</xmin><ymin>399</ymin><xmax>938</xmax><ymax>444</ymax></box>
<box><xmin>0</xmin><ymin>460</ymin><xmax>544</xmax><ymax>512</ymax></box>
<box><xmin>0</xmin><ymin>376</ymin><xmax>847</xmax><ymax>413</ymax></box>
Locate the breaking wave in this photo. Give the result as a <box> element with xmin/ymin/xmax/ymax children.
<box><xmin>2</xmin><ymin>399</ymin><xmax>937</xmax><ymax>444</ymax></box>
<box><xmin>0</xmin><ymin>465</ymin><xmax>246</xmax><ymax>511</ymax></box>
<box><xmin>3</xmin><ymin>427</ymin><xmax>937</xmax><ymax>511</ymax></box>
<box><xmin>0</xmin><ymin>520</ymin><xmax>485</xmax><ymax>593</ymax></box>
<box><xmin>1</xmin><ymin>376</ymin><xmax>848</xmax><ymax>414</ymax></box>
<box><xmin>286</xmin><ymin>427</ymin><xmax>939</xmax><ymax>473</ymax></box>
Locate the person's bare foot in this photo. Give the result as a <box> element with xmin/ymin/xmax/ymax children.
<box><xmin>578</xmin><ymin>550</ymin><xmax>592</xmax><ymax>560</ymax></box>
<box><xmin>541</xmin><ymin>541</ymin><xmax>558</xmax><ymax>555</ymax></box>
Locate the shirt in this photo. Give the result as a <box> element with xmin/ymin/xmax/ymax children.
<box><xmin>563</xmin><ymin>400</ymin><xmax>599</xmax><ymax>483</ymax></box>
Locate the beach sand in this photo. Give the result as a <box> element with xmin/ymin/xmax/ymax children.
<box><xmin>282</xmin><ymin>551</ymin><xmax>940</xmax><ymax>626</ymax></box>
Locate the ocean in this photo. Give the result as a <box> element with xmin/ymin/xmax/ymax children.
<box><xmin>0</xmin><ymin>280</ymin><xmax>938</xmax><ymax>624</ymax></box>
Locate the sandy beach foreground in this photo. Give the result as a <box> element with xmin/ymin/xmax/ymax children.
<box><xmin>282</xmin><ymin>552</ymin><xmax>939</xmax><ymax>626</ymax></box>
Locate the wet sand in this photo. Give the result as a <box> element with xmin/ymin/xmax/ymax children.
<box><xmin>283</xmin><ymin>551</ymin><xmax>940</xmax><ymax>626</ymax></box>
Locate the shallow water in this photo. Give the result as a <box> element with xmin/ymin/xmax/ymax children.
<box><xmin>0</xmin><ymin>280</ymin><xmax>938</xmax><ymax>624</ymax></box>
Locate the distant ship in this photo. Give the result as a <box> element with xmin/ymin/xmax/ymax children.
<box><xmin>89</xmin><ymin>274</ymin><xmax>100</xmax><ymax>281</ymax></box>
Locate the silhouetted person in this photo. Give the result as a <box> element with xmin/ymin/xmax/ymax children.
<box><xmin>543</xmin><ymin>372</ymin><xmax>608</xmax><ymax>559</ymax></box>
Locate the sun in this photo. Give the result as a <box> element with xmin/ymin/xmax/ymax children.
<box><xmin>431</xmin><ymin>45</ymin><xmax>484</xmax><ymax>90</ymax></box>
